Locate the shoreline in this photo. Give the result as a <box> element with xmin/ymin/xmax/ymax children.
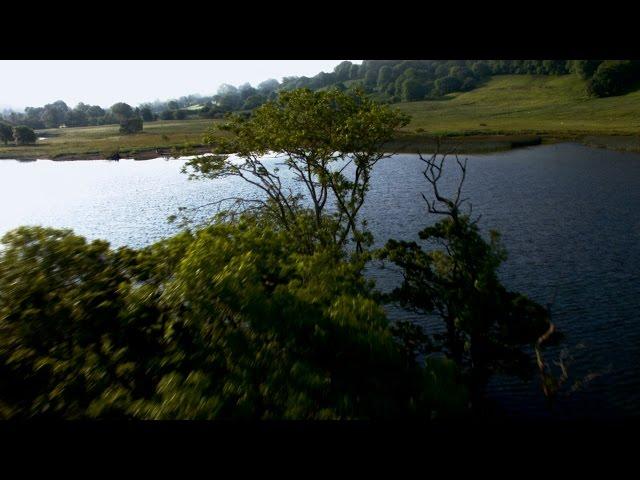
<box><xmin>0</xmin><ymin>145</ymin><xmax>214</xmax><ymax>162</ymax></box>
<box><xmin>1</xmin><ymin>134</ymin><xmax>640</xmax><ymax>161</ymax></box>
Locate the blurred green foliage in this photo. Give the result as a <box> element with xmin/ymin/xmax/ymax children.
<box><xmin>0</xmin><ymin>220</ymin><xmax>467</xmax><ymax>419</ymax></box>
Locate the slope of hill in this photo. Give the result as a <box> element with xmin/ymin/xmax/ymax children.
<box><xmin>398</xmin><ymin>75</ymin><xmax>640</xmax><ymax>137</ymax></box>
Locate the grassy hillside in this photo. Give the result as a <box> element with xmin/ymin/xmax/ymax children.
<box><xmin>398</xmin><ymin>75</ymin><xmax>640</xmax><ymax>136</ymax></box>
<box><xmin>2</xmin><ymin>75</ymin><xmax>640</xmax><ymax>160</ymax></box>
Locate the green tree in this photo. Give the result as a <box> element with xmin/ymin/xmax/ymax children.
<box><xmin>333</xmin><ymin>61</ymin><xmax>353</xmax><ymax>82</ymax></box>
<box><xmin>140</xmin><ymin>106</ymin><xmax>154</xmax><ymax>121</ymax></box>
<box><xmin>110</xmin><ymin>102</ymin><xmax>134</xmax><ymax>121</ymax></box>
<box><xmin>41</xmin><ymin>102</ymin><xmax>68</xmax><ymax>128</ymax></box>
<box><xmin>238</xmin><ymin>83</ymin><xmax>258</xmax><ymax>102</ymax></box>
<box><xmin>257</xmin><ymin>78</ymin><xmax>280</xmax><ymax>94</ymax></box>
<box><xmin>23</xmin><ymin>107</ymin><xmax>45</xmax><ymax>129</ymax></box>
<box><xmin>401</xmin><ymin>78</ymin><xmax>426</xmax><ymax>101</ymax></box>
<box><xmin>12</xmin><ymin>125</ymin><xmax>36</xmax><ymax>145</ymax></box>
<box><xmin>119</xmin><ymin>117</ymin><xmax>143</xmax><ymax>134</ymax></box>
<box><xmin>184</xmin><ymin>88</ymin><xmax>410</xmax><ymax>253</ymax></box>
<box><xmin>242</xmin><ymin>94</ymin><xmax>266</xmax><ymax>110</ymax></box>
<box><xmin>449</xmin><ymin>66</ymin><xmax>471</xmax><ymax>80</ymax></box>
<box><xmin>349</xmin><ymin>63</ymin><xmax>360</xmax><ymax>80</ymax></box>
<box><xmin>461</xmin><ymin>77</ymin><xmax>477</xmax><ymax>91</ymax></box>
<box><xmin>0</xmin><ymin>227</ymin><xmax>139</xmax><ymax>418</ymax></box>
<box><xmin>471</xmin><ymin>62</ymin><xmax>491</xmax><ymax>78</ymax></box>
<box><xmin>587</xmin><ymin>61</ymin><xmax>640</xmax><ymax>97</ymax></box>
<box><xmin>435</xmin><ymin>63</ymin><xmax>450</xmax><ymax>77</ymax></box>
<box><xmin>65</xmin><ymin>109</ymin><xmax>88</xmax><ymax>127</ymax></box>
<box><xmin>74</xmin><ymin>102</ymin><xmax>90</xmax><ymax>113</ymax></box>
<box><xmin>87</xmin><ymin>105</ymin><xmax>105</xmax><ymax>118</ymax></box>
<box><xmin>541</xmin><ymin>60</ymin><xmax>569</xmax><ymax>75</ymax></box>
<box><xmin>571</xmin><ymin>60</ymin><xmax>602</xmax><ymax>79</ymax></box>
<box><xmin>377</xmin><ymin>65</ymin><xmax>393</xmax><ymax>89</ymax></box>
<box><xmin>0</xmin><ymin>122</ymin><xmax>13</xmax><ymax>145</ymax></box>
<box><xmin>215</xmin><ymin>84</ymin><xmax>241</xmax><ymax>111</ymax></box>
<box><xmin>378</xmin><ymin>150</ymin><xmax>551</xmax><ymax>409</ymax></box>
<box><xmin>364</xmin><ymin>69</ymin><xmax>377</xmax><ymax>88</ymax></box>
<box><xmin>434</xmin><ymin>76</ymin><xmax>462</xmax><ymax>95</ymax></box>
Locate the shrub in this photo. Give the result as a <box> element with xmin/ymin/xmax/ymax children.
<box><xmin>0</xmin><ymin>122</ymin><xmax>13</xmax><ymax>145</ymax></box>
<box><xmin>12</xmin><ymin>125</ymin><xmax>36</xmax><ymax>145</ymax></box>
<box><xmin>461</xmin><ymin>77</ymin><xmax>477</xmax><ymax>91</ymax></box>
<box><xmin>571</xmin><ymin>60</ymin><xmax>602</xmax><ymax>79</ymax></box>
<box><xmin>401</xmin><ymin>78</ymin><xmax>427</xmax><ymax>102</ymax></box>
<box><xmin>587</xmin><ymin>61</ymin><xmax>640</xmax><ymax>97</ymax></box>
<box><xmin>119</xmin><ymin>117</ymin><xmax>143</xmax><ymax>134</ymax></box>
<box><xmin>434</xmin><ymin>76</ymin><xmax>462</xmax><ymax>95</ymax></box>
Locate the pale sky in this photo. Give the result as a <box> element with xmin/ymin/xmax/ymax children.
<box><xmin>0</xmin><ymin>60</ymin><xmax>360</xmax><ymax>111</ymax></box>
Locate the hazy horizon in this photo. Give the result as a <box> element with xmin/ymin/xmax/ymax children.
<box><xmin>0</xmin><ymin>60</ymin><xmax>361</xmax><ymax>111</ymax></box>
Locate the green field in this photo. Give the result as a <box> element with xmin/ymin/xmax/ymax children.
<box><xmin>0</xmin><ymin>119</ymin><xmax>223</xmax><ymax>160</ymax></box>
<box><xmin>2</xmin><ymin>75</ymin><xmax>640</xmax><ymax>160</ymax></box>
<box><xmin>398</xmin><ymin>75</ymin><xmax>640</xmax><ymax>137</ymax></box>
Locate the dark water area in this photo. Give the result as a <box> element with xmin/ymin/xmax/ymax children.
<box><xmin>1</xmin><ymin>143</ymin><xmax>639</xmax><ymax>418</ymax></box>
<box><xmin>363</xmin><ymin>144</ymin><xmax>640</xmax><ymax>419</ymax></box>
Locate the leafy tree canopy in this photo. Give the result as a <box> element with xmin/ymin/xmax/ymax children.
<box><xmin>185</xmin><ymin>88</ymin><xmax>410</xmax><ymax>253</ymax></box>
<box><xmin>119</xmin><ymin>117</ymin><xmax>143</xmax><ymax>134</ymax></box>
<box><xmin>110</xmin><ymin>102</ymin><xmax>134</xmax><ymax>121</ymax></box>
<box><xmin>0</xmin><ymin>222</ymin><xmax>466</xmax><ymax>419</ymax></box>
<box><xmin>12</xmin><ymin>125</ymin><xmax>36</xmax><ymax>145</ymax></box>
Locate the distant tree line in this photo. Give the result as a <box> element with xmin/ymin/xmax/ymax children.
<box><xmin>0</xmin><ymin>100</ymin><xmax>147</xmax><ymax>131</ymax></box>
<box><xmin>2</xmin><ymin>101</ymin><xmax>111</xmax><ymax>129</ymax></box>
<box><xmin>0</xmin><ymin>101</ymin><xmax>145</xmax><ymax>136</ymax></box>
<box><xmin>0</xmin><ymin>94</ymin><xmax>237</xmax><ymax>129</ymax></box>
<box><xmin>266</xmin><ymin>60</ymin><xmax>576</xmax><ymax>103</ymax></box>
<box><xmin>227</xmin><ymin>61</ymin><xmax>571</xmax><ymax>110</ymax></box>
<box><xmin>205</xmin><ymin>60</ymin><xmax>640</xmax><ymax>110</ymax></box>
<box><xmin>195</xmin><ymin>79</ymin><xmax>282</xmax><ymax>118</ymax></box>
<box><xmin>3</xmin><ymin>60</ymin><xmax>638</xmax><ymax>133</ymax></box>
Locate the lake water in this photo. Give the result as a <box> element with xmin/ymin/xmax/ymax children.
<box><xmin>1</xmin><ymin>143</ymin><xmax>639</xmax><ymax>419</ymax></box>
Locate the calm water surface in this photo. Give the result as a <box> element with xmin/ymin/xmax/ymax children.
<box><xmin>1</xmin><ymin>143</ymin><xmax>639</xmax><ymax>418</ymax></box>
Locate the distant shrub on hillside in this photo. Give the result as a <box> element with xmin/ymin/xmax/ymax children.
<box><xmin>12</xmin><ymin>125</ymin><xmax>36</xmax><ymax>145</ymax></box>
<box><xmin>571</xmin><ymin>60</ymin><xmax>603</xmax><ymax>80</ymax></box>
<box><xmin>587</xmin><ymin>61</ymin><xmax>640</xmax><ymax>97</ymax></box>
<box><xmin>401</xmin><ymin>78</ymin><xmax>427</xmax><ymax>102</ymax></box>
<box><xmin>119</xmin><ymin>117</ymin><xmax>143</xmax><ymax>134</ymax></box>
<box><xmin>435</xmin><ymin>76</ymin><xmax>462</xmax><ymax>96</ymax></box>
<box><xmin>140</xmin><ymin>106</ymin><xmax>154</xmax><ymax>121</ymax></box>
<box><xmin>160</xmin><ymin>110</ymin><xmax>174</xmax><ymax>120</ymax></box>
<box><xmin>0</xmin><ymin>122</ymin><xmax>13</xmax><ymax>145</ymax></box>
